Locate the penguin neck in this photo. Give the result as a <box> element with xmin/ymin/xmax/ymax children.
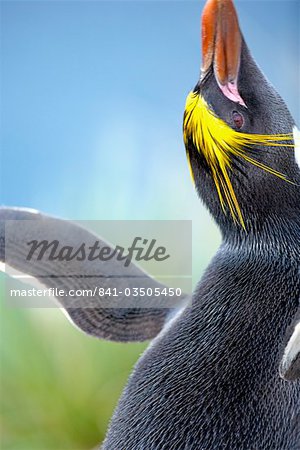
<box><xmin>221</xmin><ymin>214</ymin><xmax>300</xmax><ymax>258</ymax></box>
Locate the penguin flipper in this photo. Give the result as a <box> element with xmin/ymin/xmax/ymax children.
<box><xmin>280</xmin><ymin>307</ymin><xmax>300</xmax><ymax>381</ymax></box>
<box><xmin>0</xmin><ymin>207</ymin><xmax>186</xmax><ymax>342</ymax></box>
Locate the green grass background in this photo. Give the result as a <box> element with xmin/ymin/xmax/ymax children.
<box><xmin>0</xmin><ymin>298</ymin><xmax>147</xmax><ymax>450</ymax></box>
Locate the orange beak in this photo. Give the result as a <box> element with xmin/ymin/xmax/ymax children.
<box><xmin>202</xmin><ymin>0</ymin><xmax>246</xmax><ymax>107</ymax></box>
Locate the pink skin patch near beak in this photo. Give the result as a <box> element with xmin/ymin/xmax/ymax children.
<box><xmin>218</xmin><ymin>80</ymin><xmax>247</xmax><ymax>108</ymax></box>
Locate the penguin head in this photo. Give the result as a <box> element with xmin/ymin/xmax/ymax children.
<box><xmin>184</xmin><ymin>0</ymin><xmax>300</xmax><ymax>233</ymax></box>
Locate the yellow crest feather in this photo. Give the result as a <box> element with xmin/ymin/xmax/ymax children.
<box><xmin>183</xmin><ymin>91</ymin><xmax>294</xmax><ymax>228</ymax></box>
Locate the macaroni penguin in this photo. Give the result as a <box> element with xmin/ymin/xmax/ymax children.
<box><xmin>0</xmin><ymin>0</ymin><xmax>300</xmax><ymax>448</ymax></box>
<box><xmin>101</xmin><ymin>0</ymin><xmax>300</xmax><ymax>448</ymax></box>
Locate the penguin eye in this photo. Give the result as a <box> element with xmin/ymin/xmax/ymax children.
<box><xmin>232</xmin><ymin>111</ymin><xmax>244</xmax><ymax>129</ymax></box>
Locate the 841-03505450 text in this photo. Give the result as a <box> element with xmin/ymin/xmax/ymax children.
<box><xmin>9</xmin><ymin>287</ymin><xmax>182</xmax><ymax>298</ymax></box>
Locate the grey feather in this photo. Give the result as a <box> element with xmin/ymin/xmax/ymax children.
<box><xmin>0</xmin><ymin>207</ymin><xmax>188</xmax><ymax>342</ymax></box>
